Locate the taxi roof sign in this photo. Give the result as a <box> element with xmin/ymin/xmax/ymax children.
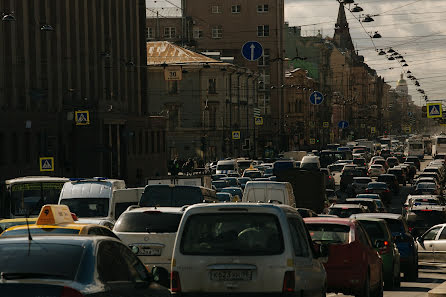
<box><xmin>36</xmin><ymin>204</ymin><xmax>74</xmax><ymax>225</ymax></box>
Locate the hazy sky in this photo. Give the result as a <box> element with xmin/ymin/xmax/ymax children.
<box><xmin>147</xmin><ymin>0</ymin><xmax>446</xmax><ymax>104</ymax></box>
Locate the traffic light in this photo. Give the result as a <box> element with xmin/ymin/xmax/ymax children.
<box><xmin>422</xmin><ymin>105</ymin><xmax>427</xmax><ymax>118</ymax></box>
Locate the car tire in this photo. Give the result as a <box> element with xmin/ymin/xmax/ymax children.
<box><xmin>356</xmin><ymin>271</ymin><xmax>370</xmax><ymax>297</ymax></box>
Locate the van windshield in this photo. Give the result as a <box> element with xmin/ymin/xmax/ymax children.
<box><xmin>60</xmin><ymin>198</ymin><xmax>109</xmax><ymax>217</ymax></box>
<box><xmin>140</xmin><ymin>186</ymin><xmax>204</xmax><ymax>207</ymax></box>
<box><xmin>217</xmin><ymin>164</ymin><xmax>235</xmax><ymax>171</ymax></box>
<box><xmin>180</xmin><ymin>213</ymin><xmax>284</xmax><ymax>255</ymax></box>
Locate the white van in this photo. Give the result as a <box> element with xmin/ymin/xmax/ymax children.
<box><xmin>242</xmin><ymin>181</ymin><xmax>296</xmax><ymax>207</ymax></box>
<box><xmin>170</xmin><ymin>203</ymin><xmax>327</xmax><ymax>295</ymax></box>
<box><xmin>300</xmin><ymin>155</ymin><xmax>321</xmax><ymax>170</ymax></box>
<box><xmin>58</xmin><ymin>178</ymin><xmax>130</xmax><ymax>228</ymax></box>
<box><xmin>216</xmin><ymin>159</ymin><xmax>239</xmax><ymax>175</ymax></box>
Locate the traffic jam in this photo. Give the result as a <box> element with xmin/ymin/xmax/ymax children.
<box><xmin>1</xmin><ymin>135</ymin><xmax>446</xmax><ymax>296</ymax></box>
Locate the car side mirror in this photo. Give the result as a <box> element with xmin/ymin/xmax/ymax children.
<box><xmin>151</xmin><ymin>266</ymin><xmax>169</xmax><ymax>288</ymax></box>
<box><xmin>375</xmin><ymin>239</ymin><xmax>385</xmax><ymax>249</ymax></box>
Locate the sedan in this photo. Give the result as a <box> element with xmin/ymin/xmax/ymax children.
<box><xmin>369</xmin><ymin>164</ymin><xmax>386</xmax><ymax>177</ymax></box>
<box><xmin>414</xmin><ymin>182</ymin><xmax>440</xmax><ymax>196</ymax></box>
<box><xmin>417</xmin><ymin>223</ymin><xmax>446</xmax><ymax>263</ymax></box>
<box><xmin>305</xmin><ymin>218</ymin><xmax>383</xmax><ymax>297</ymax></box>
<box><xmin>0</xmin><ymin>236</ymin><xmax>170</xmax><ymax>297</ymax></box>
<box><xmin>365</xmin><ymin>182</ymin><xmax>392</xmax><ymax>205</ymax></box>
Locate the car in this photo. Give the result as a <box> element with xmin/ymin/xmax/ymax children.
<box><xmin>211</xmin><ymin>180</ymin><xmax>228</xmax><ymax>192</ymax></box>
<box><xmin>0</xmin><ymin>218</ymin><xmax>37</xmax><ymax>234</ymax></box>
<box><xmin>414</xmin><ymin>182</ymin><xmax>440</xmax><ymax>196</ymax></box>
<box><xmin>403</xmin><ymin>162</ymin><xmax>417</xmax><ymax>180</ymax></box>
<box><xmin>373</xmin><ymin>158</ymin><xmax>389</xmax><ymax>171</ymax></box>
<box><xmin>417</xmin><ymin>172</ymin><xmax>441</xmax><ymax>185</ymax></box>
<box><xmin>327</xmin><ymin>203</ymin><xmax>367</xmax><ymax>218</ymax></box>
<box><xmin>222</xmin><ymin>177</ymin><xmax>240</xmax><ymax>187</ymax></box>
<box><xmin>350</xmin><ymin>177</ymin><xmax>373</xmax><ymax>195</ymax></box>
<box><xmin>0</xmin><ymin>205</ymin><xmax>119</xmax><ymax>239</ymax></box>
<box><xmin>220</xmin><ymin>187</ymin><xmax>244</xmax><ymax>201</ymax></box>
<box><xmin>237</xmin><ymin>177</ymin><xmax>252</xmax><ymax>190</ymax></box>
<box><xmin>296</xmin><ymin>208</ymin><xmax>318</xmax><ymax>218</ymax></box>
<box><xmin>242</xmin><ymin>169</ymin><xmax>263</xmax><ymax>179</ymax></box>
<box><xmin>365</xmin><ymin>182</ymin><xmax>392</xmax><ymax>204</ymax></box>
<box><xmin>305</xmin><ymin>217</ymin><xmax>383</xmax><ymax>297</ymax></box>
<box><xmin>369</xmin><ymin>156</ymin><xmax>384</xmax><ymax>167</ymax></box>
<box><xmin>216</xmin><ymin>192</ymin><xmax>233</xmax><ymax>202</ymax></box>
<box><xmin>393</xmin><ymin>152</ymin><xmax>406</xmax><ymax>163</ymax></box>
<box><xmin>212</xmin><ymin>174</ymin><xmax>228</xmax><ymax>181</ymax></box>
<box><xmin>345</xmin><ymin>198</ymin><xmax>379</xmax><ymax>213</ymax></box>
<box><xmin>353</xmin><ymin>157</ymin><xmax>367</xmax><ymax>167</ymax></box>
<box><xmin>320</xmin><ymin>168</ymin><xmax>336</xmax><ymax>189</ymax></box>
<box><xmin>326</xmin><ymin>189</ymin><xmax>338</xmax><ymax>204</ymax></box>
<box><xmin>403</xmin><ymin>195</ymin><xmax>443</xmax><ymax>214</ymax></box>
<box><xmin>356</xmin><ymin>194</ymin><xmax>386</xmax><ymax>212</ymax></box>
<box><xmin>406</xmin><ymin>156</ymin><xmax>421</xmax><ymax>171</ymax></box>
<box><xmin>424</xmin><ymin>166</ymin><xmax>445</xmax><ymax>182</ymax></box>
<box><xmin>386</xmin><ymin>157</ymin><xmax>399</xmax><ymax>169</ymax></box>
<box><xmin>0</xmin><ymin>236</ymin><xmax>171</xmax><ymax>296</ymax></box>
<box><xmin>387</xmin><ymin>168</ymin><xmax>407</xmax><ymax>186</ymax></box>
<box><xmin>355</xmin><ymin>218</ymin><xmax>401</xmax><ymax>289</ymax></box>
<box><xmin>380</xmin><ymin>149</ymin><xmax>392</xmax><ymax>160</ymax></box>
<box><xmin>113</xmin><ymin>206</ymin><xmax>184</xmax><ymax>287</ymax></box>
<box><xmin>340</xmin><ymin>168</ymin><xmax>367</xmax><ymax>192</ymax></box>
<box><xmin>171</xmin><ymin>203</ymin><xmax>327</xmax><ymax>296</ymax></box>
<box><xmin>405</xmin><ymin>205</ymin><xmax>446</xmax><ymax>238</ymax></box>
<box><xmin>351</xmin><ymin>213</ymin><xmax>418</xmax><ymax>281</ymax></box>
<box><xmin>369</xmin><ymin>164</ymin><xmax>386</xmax><ymax>177</ymax></box>
<box><xmin>397</xmin><ymin>164</ymin><xmax>411</xmax><ymax>181</ymax></box>
<box><xmin>377</xmin><ymin>174</ymin><xmax>399</xmax><ymax>194</ymax></box>
<box><xmin>416</xmin><ymin>223</ymin><xmax>446</xmax><ymax>263</ymax></box>
<box><xmin>273</xmin><ymin>159</ymin><xmax>296</xmax><ymax>176</ymax></box>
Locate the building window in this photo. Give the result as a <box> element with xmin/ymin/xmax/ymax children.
<box><xmin>193</xmin><ymin>27</ymin><xmax>203</xmax><ymax>39</ymax></box>
<box><xmin>258</xmin><ymin>48</ymin><xmax>270</xmax><ymax>66</ymax></box>
<box><xmin>208</xmin><ymin>78</ymin><xmax>217</xmax><ymax>94</ymax></box>
<box><xmin>231</xmin><ymin>5</ymin><xmax>241</xmax><ymax>13</ymax></box>
<box><xmin>211</xmin><ymin>5</ymin><xmax>222</xmax><ymax>13</ymax></box>
<box><xmin>257</xmin><ymin>25</ymin><xmax>269</xmax><ymax>37</ymax></box>
<box><xmin>257</xmin><ymin>4</ymin><xmax>269</xmax><ymax>13</ymax></box>
<box><xmin>211</xmin><ymin>26</ymin><xmax>223</xmax><ymax>39</ymax></box>
<box><xmin>164</xmin><ymin>27</ymin><xmax>176</xmax><ymax>39</ymax></box>
<box><xmin>168</xmin><ymin>81</ymin><xmax>178</xmax><ymax>94</ymax></box>
<box><xmin>147</xmin><ymin>27</ymin><xmax>153</xmax><ymax>40</ymax></box>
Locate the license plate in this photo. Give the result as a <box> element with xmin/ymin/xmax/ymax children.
<box><xmin>139</xmin><ymin>247</ymin><xmax>161</xmax><ymax>256</ymax></box>
<box><xmin>210</xmin><ymin>270</ymin><xmax>252</xmax><ymax>281</ymax></box>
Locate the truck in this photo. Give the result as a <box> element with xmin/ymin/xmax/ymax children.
<box><xmin>146</xmin><ymin>175</ymin><xmax>212</xmax><ymax>189</ymax></box>
<box><xmin>275</xmin><ymin>168</ymin><xmax>326</xmax><ymax>213</ymax></box>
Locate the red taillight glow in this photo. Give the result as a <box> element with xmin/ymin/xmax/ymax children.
<box><xmin>421</xmin><ymin>209</ymin><xmax>433</xmax><ymax>212</ymax></box>
<box><xmin>171</xmin><ymin>271</ymin><xmax>181</xmax><ymax>293</ymax></box>
<box><xmin>61</xmin><ymin>287</ymin><xmax>84</xmax><ymax>297</ymax></box>
<box><xmin>283</xmin><ymin>271</ymin><xmax>295</xmax><ymax>292</ymax></box>
<box><xmin>408</xmin><ymin>227</ymin><xmax>413</xmax><ymax>232</ymax></box>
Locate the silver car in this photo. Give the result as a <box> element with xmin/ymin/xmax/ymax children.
<box><xmin>417</xmin><ymin>223</ymin><xmax>446</xmax><ymax>263</ymax></box>
<box><xmin>171</xmin><ymin>203</ymin><xmax>327</xmax><ymax>296</ymax></box>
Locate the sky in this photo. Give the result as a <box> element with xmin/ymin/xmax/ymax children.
<box><xmin>147</xmin><ymin>0</ymin><xmax>446</xmax><ymax>105</ymax></box>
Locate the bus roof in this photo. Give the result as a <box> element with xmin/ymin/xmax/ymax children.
<box><xmin>5</xmin><ymin>176</ymin><xmax>69</xmax><ymax>185</ymax></box>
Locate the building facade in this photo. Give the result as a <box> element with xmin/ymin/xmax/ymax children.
<box><xmin>146</xmin><ymin>41</ymin><xmax>259</xmax><ymax>160</ymax></box>
<box><xmin>0</xmin><ymin>0</ymin><xmax>167</xmax><ymax>185</ymax></box>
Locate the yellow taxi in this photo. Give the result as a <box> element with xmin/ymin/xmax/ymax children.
<box><xmin>0</xmin><ymin>205</ymin><xmax>119</xmax><ymax>239</ymax></box>
<box><xmin>0</xmin><ymin>218</ymin><xmax>37</xmax><ymax>234</ymax></box>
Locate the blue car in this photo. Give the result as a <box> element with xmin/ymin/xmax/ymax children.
<box><xmin>351</xmin><ymin>213</ymin><xmax>418</xmax><ymax>281</ymax></box>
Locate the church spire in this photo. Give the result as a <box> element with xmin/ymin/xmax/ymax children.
<box><xmin>333</xmin><ymin>2</ymin><xmax>355</xmax><ymax>51</ymax></box>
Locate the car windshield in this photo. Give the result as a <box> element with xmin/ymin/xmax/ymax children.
<box><xmin>244</xmin><ymin>171</ymin><xmax>262</xmax><ymax>178</ymax></box>
<box><xmin>0</xmin><ymin>243</ymin><xmax>83</xmax><ymax>280</ymax></box>
<box><xmin>306</xmin><ymin>223</ymin><xmax>350</xmax><ymax>244</ymax></box>
<box><xmin>328</xmin><ymin>207</ymin><xmax>362</xmax><ymax>218</ymax></box>
<box><xmin>1</xmin><ymin>228</ymin><xmax>80</xmax><ymax>238</ymax></box>
<box><xmin>377</xmin><ymin>176</ymin><xmax>393</xmax><ymax>182</ymax></box>
<box><xmin>368</xmin><ymin>183</ymin><xmax>387</xmax><ymax>189</ymax></box>
<box><xmin>223</xmin><ymin>178</ymin><xmax>238</xmax><ymax>186</ymax></box>
<box><xmin>349</xmin><ymin>200</ymin><xmax>376</xmax><ymax>212</ymax></box>
<box><xmin>217</xmin><ymin>164</ymin><xmax>235</xmax><ymax>171</ymax></box>
<box><xmin>180</xmin><ymin>213</ymin><xmax>284</xmax><ymax>255</ymax></box>
<box><xmin>60</xmin><ymin>198</ymin><xmax>109</xmax><ymax>217</ymax></box>
<box><xmin>114</xmin><ymin>212</ymin><xmax>182</xmax><ymax>233</ymax></box>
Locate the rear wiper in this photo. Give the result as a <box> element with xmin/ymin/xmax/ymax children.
<box><xmin>1</xmin><ymin>272</ymin><xmax>66</xmax><ymax>280</ymax></box>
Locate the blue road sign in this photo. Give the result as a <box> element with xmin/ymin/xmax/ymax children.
<box><xmin>40</xmin><ymin>157</ymin><xmax>54</xmax><ymax>172</ymax></box>
<box><xmin>241</xmin><ymin>41</ymin><xmax>263</xmax><ymax>61</ymax></box>
<box><xmin>309</xmin><ymin>91</ymin><xmax>324</xmax><ymax>105</ymax></box>
<box><xmin>338</xmin><ymin>121</ymin><xmax>349</xmax><ymax>129</ymax></box>
<box><xmin>427</xmin><ymin>103</ymin><xmax>442</xmax><ymax>119</ymax></box>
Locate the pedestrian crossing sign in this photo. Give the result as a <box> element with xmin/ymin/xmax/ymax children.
<box><xmin>254</xmin><ymin>117</ymin><xmax>263</xmax><ymax>126</ymax></box>
<box><xmin>427</xmin><ymin>103</ymin><xmax>442</xmax><ymax>119</ymax></box>
<box><xmin>39</xmin><ymin>157</ymin><xmax>54</xmax><ymax>172</ymax></box>
<box><xmin>232</xmin><ymin>131</ymin><xmax>241</xmax><ymax>140</ymax></box>
<box><xmin>75</xmin><ymin>110</ymin><xmax>90</xmax><ymax>125</ymax></box>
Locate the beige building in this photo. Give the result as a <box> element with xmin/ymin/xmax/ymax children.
<box><xmin>183</xmin><ymin>0</ymin><xmax>285</xmax><ymax>149</ymax></box>
<box><xmin>146</xmin><ymin>41</ymin><xmax>259</xmax><ymax>160</ymax></box>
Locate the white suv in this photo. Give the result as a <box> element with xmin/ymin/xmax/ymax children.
<box><xmin>171</xmin><ymin>203</ymin><xmax>327</xmax><ymax>296</ymax></box>
<box><xmin>113</xmin><ymin>206</ymin><xmax>185</xmax><ymax>286</ymax></box>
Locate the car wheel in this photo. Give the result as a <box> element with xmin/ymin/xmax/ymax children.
<box><xmin>356</xmin><ymin>271</ymin><xmax>370</xmax><ymax>297</ymax></box>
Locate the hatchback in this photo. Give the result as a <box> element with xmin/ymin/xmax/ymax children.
<box><xmin>414</xmin><ymin>182</ymin><xmax>440</xmax><ymax>196</ymax></box>
<box><xmin>369</xmin><ymin>164</ymin><xmax>385</xmax><ymax>177</ymax></box>
<box><xmin>387</xmin><ymin>168</ymin><xmax>406</xmax><ymax>186</ymax></box>
<box><xmin>171</xmin><ymin>203</ymin><xmax>327</xmax><ymax>296</ymax></box>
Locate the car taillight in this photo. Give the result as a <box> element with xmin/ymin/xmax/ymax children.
<box><xmin>328</xmin><ymin>176</ymin><xmax>332</xmax><ymax>179</ymax></box>
<box><xmin>378</xmin><ymin>241</ymin><xmax>391</xmax><ymax>255</ymax></box>
<box><xmin>283</xmin><ymin>271</ymin><xmax>295</xmax><ymax>292</ymax></box>
<box><xmin>171</xmin><ymin>271</ymin><xmax>181</xmax><ymax>293</ymax></box>
<box><xmin>384</xmin><ymin>189</ymin><xmax>390</xmax><ymax>193</ymax></box>
<box><xmin>408</xmin><ymin>227</ymin><xmax>413</xmax><ymax>233</ymax></box>
<box><xmin>61</xmin><ymin>287</ymin><xmax>84</xmax><ymax>297</ymax></box>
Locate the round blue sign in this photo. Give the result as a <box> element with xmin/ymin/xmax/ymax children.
<box><xmin>338</xmin><ymin>121</ymin><xmax>349</xmax><ymax>129</ymax></box>
<box><xmin>309</xmin><ymin>91</ymin><xmax>324</xmax><ymax>105</ymax></box>
<box><xmin>241</xmin><ymin>41</ymin><xmax>263</xmax><ymax>61</ymax></box>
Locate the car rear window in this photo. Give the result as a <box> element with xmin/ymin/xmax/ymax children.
<box><xmin>383</xmin><ymin>218</ymin><xmax>405</xmax><ymax>234</ymax></box>
<box><xmin>377</xmin><ymin>176</ymin><xmax>393</xmax><ymax>182</ymax></box>
<box><xmin>359</xmin><ymin>220</ymin><xmax>389</xmax><ymax>243</ymax></box>
<box><xmin>306</xmin><ymin>223</ymin><xmax>350</xmax><ymax>244</ymax></box>
<box><xmin>409</xmin><ymin>210</ymin><xmax>446</xmax><ymax>225</ymax></box>
<box><xmin>114</xmin><ymin>212</ymin><xmax>182</xmax><ymax>233</ymax></box>
<box><xmin>140</xmin><ymin>186</ymin><xmax>204</xmax><ymax>207</ymax></box>
<box><xmin>1</xmin><ymin>228</ymin><xmax>80</xmax><ymax>238</ymax></box>
<box><xmin>328</xmin><ymin>207</ymin><xmax>363</xmax><ymax>218</ymax></box>
<box><xmin>368</xmin><ymin>183</ymin><xmax>387</xmax><ymax>189</ymax></box>
<box><xmin>180</xmin><ymin>213</ymin><xmax>284</xmax><ymax>255</ymax></box>
<box><xmin>0</xmin><ymin>243</ymin><xmax>83</xmax><ymax>280</ymax></box>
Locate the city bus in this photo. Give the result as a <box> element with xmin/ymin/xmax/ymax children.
<box><xmin>433</xmin><ymin>135</ymin><xmax>446</xmax><ymax>157</ymax></box>
<box><xmin>406</xmin><ymin>138</ymin><xmax>424</xmax><ymax>159</ymax></box>
<box><xmin>1</xmin><ymin>176</ymin><xmax>69</xmax><ymax>219</ymax></box>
